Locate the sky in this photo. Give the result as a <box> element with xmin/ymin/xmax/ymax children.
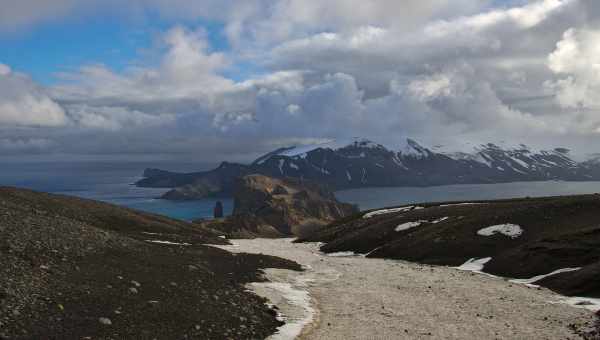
<box><xmin>1</xmin><ymin>0</ymin><xmax>600</xmax><ymax>162</ymax></box>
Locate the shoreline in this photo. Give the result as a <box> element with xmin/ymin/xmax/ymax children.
<box><xmin>217</xmin><ymin>238</ymin><xmax>598</xmax><ymax>339</ymax></box>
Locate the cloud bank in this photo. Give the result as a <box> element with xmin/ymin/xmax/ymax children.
<box><xmin>1</xmin><ymin>0</ymin><xmax>600</xmax><ymax>161</ymax></box>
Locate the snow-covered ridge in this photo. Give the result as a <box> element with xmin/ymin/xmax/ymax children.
<box><xmin>253</xmin><ymin>137</ymin><xmax>580</xmax><ymax>173</ymax></box>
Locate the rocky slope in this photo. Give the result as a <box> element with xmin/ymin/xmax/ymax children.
<box><xmin>137</xmin><ymin>138</ymin><xmax>600</xmax><ymax>200</ymax></box>
<box><xmin>0</xmin><ymin>187</ymin><xmax>300</xmax><ymax>339</ymax></box>
<box><xmin>298</xmin><ymin>194</ymin><xmax>600</xmax><ymax>298</ymax></box>
<box><xmin>197</xmin><ymin>175</ymin><xmax>358</xmax><ymax>238</ymax></box>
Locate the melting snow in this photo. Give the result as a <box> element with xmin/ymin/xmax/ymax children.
<box><xmin>278</xmin><ymin>159</ymin><xmax>285</xmax><ymax>175</ymax></box>
<box><xmin>455</xmin><ymin>257</ymin><xmax>493</xmax><ymax>273</ymax></box>
<box><xmin>509</xmin><ymin>268</ymin><xmax>581</xmax><ymax>287</ymax></box>
<box><xmin>145</xmin><ymin>240</ymin><xmax>191</xmax><ymax>246</ymax></box>
<box><xmin>438</xmin><ymin>203</ymin><xmax>485</xmax><ymax>207</ymax></box>
<box><xmin>363</xmin><ymin>206</ymin><xmax>424</xmax><ymax>219</ymax></box>
<box><xmin>477</xmin><ymin>224</ymin><xmax>523</xmax><ymax>238</ymax></box>
<box><xmin>553</xmin><ymin>296</ymin><xmax>600</xmax><ymax>312</ymax></box>
<box><xmin>395</xmin><ymin>221</ymin><xmax>427</xmax><ymax>232</ymax></box>
<box><xmin>432</xmin><ymin>217</ymin><xmax>450</xmax><ymax>224</ymax></box>
<box><xmin>326</xmin><ymin>251</ymin><xmax>361</xmax><ymax>257</ymax></box>
<box><xmin>253</xmin><ymin>281</ymin><xmax>314</xmax><ymax>340</ymax></box>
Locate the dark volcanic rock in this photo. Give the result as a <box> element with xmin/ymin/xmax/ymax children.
<box><xmin>198</xmin><ymin>174</ymin><xmax>358</xmax><ymax>238</ymax></box>
<box><xmin>136</xmin><ymin>138</ymin><xmax>600</xmax><ymax>199</ymax></box>
<box><xmin>298</xmin><ymin>194</ymin><xmax>600</xmax><ymax>297</ymax></box>
<box><xmin>0</xmin><ymin>187</ymin><xmax>301</xmax><ymax>339</ymax></box>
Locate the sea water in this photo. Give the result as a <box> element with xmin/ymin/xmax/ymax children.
<box><xmin>5</xmin><ymin>160</ymin><xmax>600</xmax><ymax>221</ymax></box>
<box><xmin>336</xmin><ymin>181</ymin><xmax>600</xmax><ymax>210</ymax></box>
<box><xmin>0</xmin><ymin>161</ymin><xmax>232</xmax><ymax>221</ymax></box>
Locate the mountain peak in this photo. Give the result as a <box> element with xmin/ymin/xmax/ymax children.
<box><xmin>402</xmin><ymin>138</ymin><xmax>431</xmax><ymax>158</ymax></box>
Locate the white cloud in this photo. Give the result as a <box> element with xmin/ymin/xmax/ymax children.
<box><xmin>547</xmin><ymin>27</ymin><xmax>600</xmax><ymax>109</ymax></box>
<box><xmin>3</xmin><ymin>0</ymin><xmax>600</xmax><ymax>159</ymax></box>
<box><xmin>0</xmin><ymin>66</ymin><xmax>68</xmax><ymax>127</ymax></box>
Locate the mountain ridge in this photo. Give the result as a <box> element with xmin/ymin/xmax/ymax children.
<box><xmin>136</xmin><ymin>138</ymin><xmax>600</xmax><ymax>200</ymax></box>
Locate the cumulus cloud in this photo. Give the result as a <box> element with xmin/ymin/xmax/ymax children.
<box><xmin>0</xmin><ymin>64</ymin><xmax>68</xmax><ymax>127</ymax></box>
<box><xmin>3</xmin><ymin>0</ymin><xmax>600</xmax><ymax>160</ymax></box>
<box><xmin>547</xmin><ymin>27</ymin><xmax>600</xmax><ymax>109</ymax></box>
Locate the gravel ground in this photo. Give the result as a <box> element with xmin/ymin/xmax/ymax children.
<box><xmin>218</xmin><ymin>238</ymin><xmax>598</xmax><ymax>340</ymax></box>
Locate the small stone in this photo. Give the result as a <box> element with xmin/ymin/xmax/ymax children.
<box><xmin>117</xmin><ymin>276</ymin><xmax>123</xmax><ymax>280</ymax></box>
<box><xmin>195</xmin><ymin>325</ymin><xmax>201</xmax><ymax>330</ymax></box>
<box><xmin>170</xmin><ymin>282</ymin><xmax>178</xmax><ymax>287</ymax></box>
<box><xmin>12</xmin><ymin>309</ymin><xmax>20</xmax><ymax>316</ymax></box>
<box><xmin>131</xmin><ymin>280</ymin><xmax>141</xmax><ymax>287</ymax></box>
<box><xmin>98</xmin><ymin>317</ymin><xmax>112</xmax><ymax>325</ymax></box>
<box><xmin>129</xmin><ymin>287</ymin><xmax>138</xmax><ymax>294</ymax></box>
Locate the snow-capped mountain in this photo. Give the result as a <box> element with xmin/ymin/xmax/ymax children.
<box><xmin>136</xmin><ymin>138</ymin><xmax>600</xmax><ymax>199</ymax></box>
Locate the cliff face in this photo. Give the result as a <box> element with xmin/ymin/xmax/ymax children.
<box><xmin>199</xmin><ymin>175</ymin><xmax>358</xmax><ymax>238</ymax></box>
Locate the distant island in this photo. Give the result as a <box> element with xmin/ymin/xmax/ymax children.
<box><xmin>136</xmin><ymin>138</ymin><xmax>600</xmax><ymax>200</ymax></box>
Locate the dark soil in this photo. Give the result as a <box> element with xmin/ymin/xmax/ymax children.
<box><xmin>0</xmin><ymin>187</ymin><xmax>301</xmax><ymax>339</ymax></box>
<box><xmin>298</xmin><ymin>194</ymin><xmax>600</xmax><ymax>297</ymax></box>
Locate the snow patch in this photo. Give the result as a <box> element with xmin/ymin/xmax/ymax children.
<box><xmin>552</xmin><ymin>296</ymin><xmax>600</xmax><ymax>312</ymax></box>
<box><xmin>395</xmin><ymin>221</ymin><xmax>427</xmax><ymax>232</ymax></box>
<box><xmin>250</xmin><ymin>281</ymin><xmax>314</xmax><ymax>340</ymax></box>
<box><xmin>289</xmin><ymin>162</ymin><xmax>299</xmax><ymax>170</ymax></box>
<box><xmin>455</xmin><ymin>257</ymin><xmax>492</xmax><ymax>273</ymax></box>
<box><xmin>145</xmin><ymin>240</ymin><xmax>191</xmax><ymax>246</ymax></box>
<box><xmin>509</xmin><ymin>268</ymin><xmax>581</xmax><ymax>287</ymax></box>
<box><xmin>326</xmin><ymin>251</ymin><xmax>361</xmax><ymax>257</ymax></box>
<box><xmin>346</xmin><ymin>170</ymin><xmax>352</xmax><ymax>182</ymax></box>
<box><xmin>477</xmin><ymin>224</ymin><xmax>523</xmax><ymax>239</ymax></box>
<box><xmin>278</xmin><ymin>159</ymin><xmax>285</xmax><ymax>175</ymax></box>
<box><xmin>438</xmin><ymin>203</ymin><xmax>485</xmax><ymax>207</ymax></box>
<box><xmin>431</xmin><ymin>217</ymin><xmax>450</xmax><ymax>224</ymax></box>
<box><xmin>362</xmin><ymin>206</ymin><xmax>424</xmax><ymax>219</ymax></box>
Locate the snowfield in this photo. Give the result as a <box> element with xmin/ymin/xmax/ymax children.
<box><xmin>477</xmin><ymin>224</ymin><xmax>523</xmax><ymax>238</ymax></box>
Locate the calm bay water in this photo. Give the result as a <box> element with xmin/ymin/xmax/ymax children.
<box><xmin>335</xmin><ymin>181</ymin><xmax>600</xmax><ymax>211</ymax></box>
<box><xmin>4</xmin><ymin>161</ymin><xmax>600</xmax><ymax>220</ymax></box>
<box><xmin>0</xmin><ymin>161</ymin><xmax>232</xmax><ymax>221</ymax></box>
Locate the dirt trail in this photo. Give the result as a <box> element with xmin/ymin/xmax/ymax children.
<box><xmin>217</xmin><ymin>238</ymin><xmax>598</xmax><ymax>339</ymax></box>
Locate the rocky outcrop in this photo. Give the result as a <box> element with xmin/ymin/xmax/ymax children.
<box><xmin>198</xmin><ymin>174</ymin><xmax>358</xmax><ymax>238</ymax></box>
<box><xmin>138</xmin><ymin>138</ymin><xmax>600</xmax><ymax>200</ymax></box>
